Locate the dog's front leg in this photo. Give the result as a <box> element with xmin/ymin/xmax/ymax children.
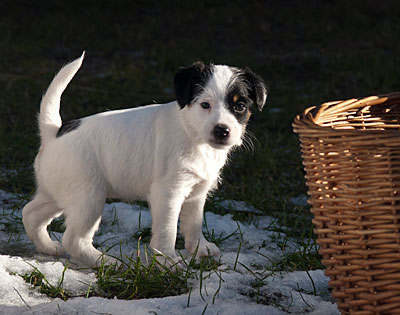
<box><xmin>179</xmin><ymin>192</ymin><xmax>220</xmax><ymax>258</ymax></box>
<box><xmin>148</xmin><ymin>182</ymin><xmax>187</xmax><ymax>268</ymax></box>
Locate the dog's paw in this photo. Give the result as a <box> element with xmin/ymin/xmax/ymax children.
<box><xmin>153</xmin><ymin>249</ymin><xmax>186</xmax><ymax>271</ymax></box>
<box><xmin>95</xmin><ymin>254</ymin><xmax>120</xmax><ymax>268</ymax></box>
<box><xmin>186</xmin><ymin>239</ymin><xmax>220</xmax><ymax>258</ymax></box>
<box><xmin>36</xmin><ymin>240</ymin><xmax>66</xmax><ymax>256</ymax></box>
<box><xmin>197</xmin><ymin>240</ymin><xmax>220</xmax><ymax>258</ymax></box>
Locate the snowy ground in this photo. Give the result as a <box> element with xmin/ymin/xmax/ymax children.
<box><xmin>0</xmin><ymin>189</ymin><xmax>339</xmax><ymax>314</ymax></box>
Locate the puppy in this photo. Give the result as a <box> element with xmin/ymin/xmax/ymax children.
<box><xmin>22</xmin><ymin>53</ymin><xmax>267</xmax><ymax>267</ymax></box>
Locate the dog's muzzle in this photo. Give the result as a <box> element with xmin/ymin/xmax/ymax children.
<box><xmin>213</xmin><ymin>124</ymin><xmax>230</xmax><ymax>141</ymax></box>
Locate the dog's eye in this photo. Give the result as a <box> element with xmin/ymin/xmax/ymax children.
<box><xmin>233</xmin><ymin>103</ymin><xmax>246</xmax><ymax>113</ymax></box>
<box><xmin>200</xmin><ymin>102</ymin><xmax>211</xmax><ymax>109</ymax></box>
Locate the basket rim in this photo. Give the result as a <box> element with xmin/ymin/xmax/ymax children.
<box><xmin>293</xmin><ymin>91</ymin><xmax>400</xmax><ymax>138</ymax></box>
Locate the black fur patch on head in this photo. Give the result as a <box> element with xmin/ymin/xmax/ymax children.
<box><xmin>226</xmin><ymin>82</ymin><xmax>253</xmax><ymax>125</ymax></box>
<box><xmin>241</xmin><ymin>68</ymin><xmax>268</xmax><ymax>112</ymax></box>
<box><xmin>56</xmin><ymin>119</ymin><xmax>81</xmax><ymax>137</ymax></box>
<box><xmin>225</xmin><ymin>67</ymin><xmax>267</xmax><ymax>124</ymax></box>
<box><xmin>174</xmin><ymin>62</ymin><xmax>214</xmax><ymax>108</ymax></box>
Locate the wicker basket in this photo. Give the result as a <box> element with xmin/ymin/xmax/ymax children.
<box><xmin>293</xmin><ymin>92</ymin><xmax>400</xmax><ymax>315</ymax></box>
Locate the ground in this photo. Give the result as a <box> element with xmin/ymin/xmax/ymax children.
<box><xmin>0</xmin><ymin>189</ymin><xmax>338</xmax><ymax>314</ymax></box>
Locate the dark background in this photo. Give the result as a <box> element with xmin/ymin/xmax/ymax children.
<box><xmin>1</xmin><ymin>0</ymin><xmax>400</xmax><ymax>224</ymax></box>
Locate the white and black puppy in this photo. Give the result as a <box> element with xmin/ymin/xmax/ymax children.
<box><xmin>22</xmin><ymin>53</ymin><xmax>267</xmax><ymax>267</ymax></box>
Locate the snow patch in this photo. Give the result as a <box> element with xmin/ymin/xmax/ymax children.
<box><xmin>0</xmin><ymin>190</ymin><xmax>339</xmax><ymax>314</ymax></box>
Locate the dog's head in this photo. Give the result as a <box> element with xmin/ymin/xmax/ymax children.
<box><xmin>174</xmin><ymin>62</ymin><xmax>267</xmax><ymax>149</ymax></box>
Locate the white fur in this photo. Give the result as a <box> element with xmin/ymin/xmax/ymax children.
<box><xmin>22</xmin><ymin>55</ymin><xmax>246</xmax><ymax>267</ymax></box>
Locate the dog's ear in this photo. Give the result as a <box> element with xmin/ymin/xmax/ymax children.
<box><xmin>243</xmin><ymin>69</ymin><xmax>268</xmax><ymax>112</ymax></box>
<box><xmin>174</xmin><ymin>61</ymin><xmax>210</xmax><ymax>109</ymax></box>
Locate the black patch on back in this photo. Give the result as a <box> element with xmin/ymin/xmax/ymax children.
<box><xmin>174</xmin><ymin>62</ymin><xmax>214</xmax><ymax>108</ymax></box>
<box><xmin>56</xmin><ymin>119</ymin><xmax>81</xmax><ymax>137</ymax></box>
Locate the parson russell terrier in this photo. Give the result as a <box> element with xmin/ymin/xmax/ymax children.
<box><xmin>22</xmin><ymin>53</ymin><xmax>267</xmax><ymax>268</ymax></box>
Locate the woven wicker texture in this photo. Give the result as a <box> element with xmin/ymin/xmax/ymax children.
<box><xmin>293</xmin><ymin>92</ymin><xmax>400</xmax><ymax>315</ymax></box>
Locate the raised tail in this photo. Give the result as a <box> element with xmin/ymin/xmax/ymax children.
<box><xmin>39</xmin><ymin>52</ymin><xmax>85</xmax><ymax>145</ymax></box>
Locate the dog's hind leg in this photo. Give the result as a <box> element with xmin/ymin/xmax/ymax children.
<box><xmin>22</xmin><ymin>192</ymin><xmax>65</xmax><ymax>256</ymax></box>
<box><xmin>61</xmin><ymin>195</ymin><xmax>113</xmax><ymax>267</ymax></box>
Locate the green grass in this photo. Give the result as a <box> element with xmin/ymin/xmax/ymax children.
<box><xmin>0</xmin><ymin>199</ymin><xmax>25</xmax><ymax>243</ymax></box>
<box><xmin>22</xmin><ymin>264</ymin><xmax>71</xmax><ymax>301</ymax></box>
<box><xmin>95</xmin><ymin>250</ymin><xmax>192</xmax><ymax>300</ymax></box>
<box><xmin>20</xmin><ymin>245</ymin><xmax>224</xmax><ymax>302</ymax></box>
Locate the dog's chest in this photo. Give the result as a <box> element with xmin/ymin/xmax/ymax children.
<box><xmin>185</xmin><ymin>146</ymin><xmax>228</xmax><ymax>182</ymax></box>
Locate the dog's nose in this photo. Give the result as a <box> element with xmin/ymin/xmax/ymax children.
<box><xmin>213</xmin><ymin>124</ymin><xmax>230</xmax><ymax>140</ymax></box>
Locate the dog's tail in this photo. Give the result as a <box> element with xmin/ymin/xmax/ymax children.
<box><xmin>39</xmin><ymin>52</ymin><xmax>85</xmax><ymax>145</ymax></box>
